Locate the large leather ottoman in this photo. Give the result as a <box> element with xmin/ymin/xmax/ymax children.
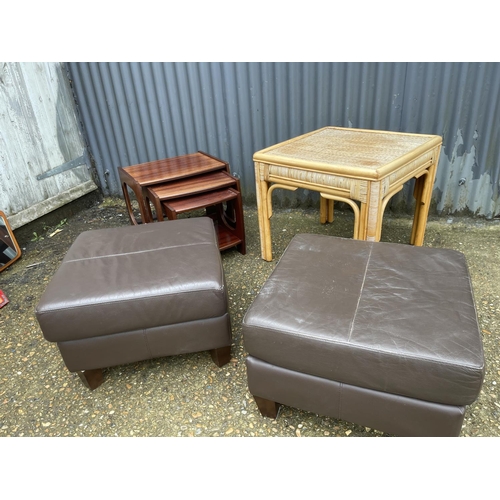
<box><xmin>36</xmin><ymin>217</ymin><xmax>232</xmax><ymax>390</ymax></box>
<box><xmin>242</xmin><ymin>234</ymin><xmax>485</xmax><ymax>437</ymax></box>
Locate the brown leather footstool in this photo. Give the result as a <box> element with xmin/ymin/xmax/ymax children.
<box><xmin>242</xmin><ymin>234</ymin><xmax>485</xmax><ymax>437</ymax></box>
<box><xmin>36</xmin><ymin>217</ymin><xmax>232</xmax><ymax>390</ymax></box>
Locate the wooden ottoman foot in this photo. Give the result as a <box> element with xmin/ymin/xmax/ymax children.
<box><xmin>77</xmin><ymin>368</ymin><xmax>104</xmax><ymax>390</ymax></box>
<box><xmin>253</xmin><ymin>395</ymin><xmax>279</xmax><ymax>419</ymax></box>
<box><xmin>210</xmin><ymin>346</ymin><xmax>231</xmax><ymax>367</ymax></box>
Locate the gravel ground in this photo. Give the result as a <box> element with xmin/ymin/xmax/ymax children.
<box><xmin>1</xmin><ymin>194</ymin><xmax>499</xmax><ymax>440</ymax></box>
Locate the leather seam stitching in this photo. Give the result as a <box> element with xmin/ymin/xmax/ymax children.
<box><xmin>62</xmin><ymin>241</ymin><xmax>215</xmax><ymax>263</ymax></box>
<box><xmin>347</xmin><ymin>243</ymin><xmax>373</xmax><ymax>343</ymax></box>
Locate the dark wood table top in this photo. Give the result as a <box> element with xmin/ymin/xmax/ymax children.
<box><xmin>118</xmin><ymin>152</ymin><xmax>227</xmax><ymax>186</ymax></box>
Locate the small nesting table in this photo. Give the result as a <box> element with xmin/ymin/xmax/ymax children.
<box><xmin>118</xmin><ymin>151</ymin><xmax>246</xmax><ymax>254</ymax></box>
<box><xmin>118</xmin><ymin>151</ymin><xmax>229</xmax><ymax>225</ymax></box>
<box><xmin>253</xmin><ymin>126</ymin><xmax>442</xmax><ymax>261</ymax></box>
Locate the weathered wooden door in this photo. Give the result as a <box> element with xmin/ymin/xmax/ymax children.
<box><xmin>0</xmin><ymin>62</ymin><xmax>98</xmax><ymax>229</ymax></box>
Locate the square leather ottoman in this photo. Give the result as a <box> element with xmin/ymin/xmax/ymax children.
<box><xmin>36</xmin><ymin>217</ymin><xmax>232</xmax><ymax>389</ymax></box>
<box><xmin>242</xmin><ymin>234</ymin><xmax>485</xmax><ymax>436</ymax></box>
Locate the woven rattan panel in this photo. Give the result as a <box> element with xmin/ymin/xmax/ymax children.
<box><xmin>266</xmin><ymin>128</ymin><xmax>432</xmax><ymax>169</ymax></box>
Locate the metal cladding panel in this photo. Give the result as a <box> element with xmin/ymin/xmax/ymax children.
<box><xmin>67</xmin><ymin>62</ymin><xmax>500</xmax><ymax>217</ymax></box>
<box><xmin>396</xmin><ymin>62</ymin><xmax>500</xmax><ymax>217</ymax></box>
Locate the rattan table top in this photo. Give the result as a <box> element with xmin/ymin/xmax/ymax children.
<box><xmin>253</xmin><ymin>127</ymin><xmax>442</xmax><ymax>180</ymax></box>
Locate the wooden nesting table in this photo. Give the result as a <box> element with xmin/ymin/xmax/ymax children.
<box><xmin>117</xmin><ymin>151</ymin><xmax>246</xmax><ymax>254</ymax></box>
<box><xmin>118</xmin><ymin>151</ymin><xmax>229</xmax><ymax>225</ymax></box>
<box><xmin>253</xmin><ymin>126</ymin><xmax>442</xmax><ymax>261</ymax></box>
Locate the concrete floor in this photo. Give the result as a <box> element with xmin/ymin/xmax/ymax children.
<box><xmin>1</xmin><ymin>196</ymin><xmax>499</xmax><ymax>439</ymax></box>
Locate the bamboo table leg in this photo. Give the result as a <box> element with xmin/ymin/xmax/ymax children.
<box><xmin>255</xmin><ymin>162</ymin><xmax>273</xmax><ymax>261</ymax></box>
<box><xmin>320</xmin><ymin>196</ymin><xmax>334</xmax><ymax>224</ymax></box>
<box><xmin>327</xmin><ymin>198</ymin><xmax>334</xmax><ymax>223</ymax></box>
<box><xmin>410</xmin><ymin>173</ymin><xmax>426</xmax><ymax>244</ymax></box>
<box><xmin>365</xmin><ymin>181</ymin><xmax>385</xmax><ymax>242</ymax></box>
<box><xmin>320</xmin><ymin>196</ymin><xmax>328</xmax><ymax>224</ymax></box>
<box><xmin>358</xmin><ymin>202</ymin><xmax>368</xmax><ymax>240</ymax></box>
<box><xmin>410</xmin><ymin>159</ymin><xmax>438</xmax><ymax>246</ymax></box>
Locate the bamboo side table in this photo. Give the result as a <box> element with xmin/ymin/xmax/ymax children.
<box><xmin>253</xmin><ymin>126</ymin><xmax>442</xmax><ymax>261</ymax></box>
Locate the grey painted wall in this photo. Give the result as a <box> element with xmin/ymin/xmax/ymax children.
<box><xmin>67</xmin><ymin>62</ymin><xmax>500</xmax><ymax>217</ymax></box>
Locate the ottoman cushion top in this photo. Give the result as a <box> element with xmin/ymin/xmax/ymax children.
<box><xmin>36</xmin><ymin>218</ymin><xmax>227</xmax><ymax>342</ymax></box>
<box><xmin>243</xmin><ymin>234</ymin><xmax>485</xmax><ymax>406</ymax></box>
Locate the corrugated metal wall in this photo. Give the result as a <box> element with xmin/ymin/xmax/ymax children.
<box><xmin>67</xmin><ymin>62</ymin><xmax>500</xmax><ymax>217</ymax></box>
